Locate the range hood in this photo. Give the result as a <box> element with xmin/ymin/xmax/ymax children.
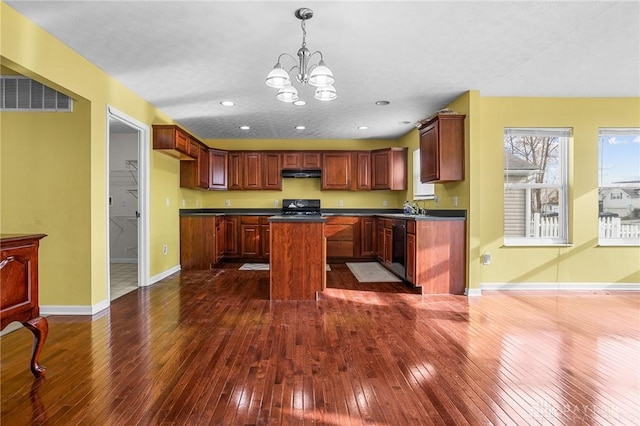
<box><xmin>281</xmin><ymin>169</ymin><xmax>322</xmax><ymax>178</ymax></box>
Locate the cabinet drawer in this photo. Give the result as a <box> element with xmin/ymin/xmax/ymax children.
<box><xmin>241</xmin><ymin>216</ymin><xmax>261</xmax><ymax>225</ymax></box>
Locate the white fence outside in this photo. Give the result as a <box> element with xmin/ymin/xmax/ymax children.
<box><xmin>531</xmin><ymin>213</ymin><xmax>640</xmax><ymax>239</ymax></box>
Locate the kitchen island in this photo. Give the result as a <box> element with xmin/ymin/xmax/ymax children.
<box><xmin>268</xmin><ymin>216</ymin><xmax>326</xmax><ymax>300</ymax></box>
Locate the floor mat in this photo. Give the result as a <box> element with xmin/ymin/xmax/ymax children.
<box><xmin>346</xmin><ymin>262</ymin><xmax>402</xmax><ymax>282</ymax></box>
<box><xmin>239</xmin><ymin>263</ymin><xmax>331</xmax><ymax>271</ymax></box>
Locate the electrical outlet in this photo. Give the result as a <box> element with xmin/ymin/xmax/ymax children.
<box><xmin>434</xmin><ymin>194</ymin><xmax>439</xmax><ymax>207</ymax></box>
<box><xmin>338</xmin><ymin>200</ymin><xmax>344</xmax><ymax>207</ymax></box>
<box><xmin>225</xmin><ymin>199</ymin><xmax>231</xmax><ymax>207</ymax></box>
<box><xmin>181</xmin><ymin>199</ymin><xmax>185</xmax><ymax>207</ymax></box>
<box><xmin>165</xmin><ymin>197</ymin><xmax>170</xmax><ymax>206</ymax></box>
<box><xmin>453</xmin><ymin>196</ymin><xmax>458</xmax><ymax>207</ymax></box>
<box><xmin>274</xmin><ymin>200</ymin><xmax>279</xmax><ymax>207</ymax></box>
<box><xmin>196</xmin><ymin>200</ymin><xmax>199</xmax><ymax>206</ymax></box>
<box><xmin>482</xmin><ymin>253</ymin><xmax>491</xmax><ymax>265</ymax></box>
<box><xmin>383</xmin><ymin>200</ymin><xmax>388</xmax><ymax>207</ymax></box>
<box><xmin>162</xmin><ymin>244</ymin><xmax>168</xmax><ymax>255</ymax></box>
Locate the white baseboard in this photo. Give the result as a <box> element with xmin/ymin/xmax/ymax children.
<box><xmin>147</xmin><ymin>264</ymin><xmax>180</xmax><ymax>286</ymax></box>
<box><xmin>480</xmin><ymin>282</ymin><xmax>640</xmax><ymax>292</ymax></box>
<box><xmin>465</xmin><ymin>288</ymin><xmax>482</xmax><ymax>297</ymax></box>
<box><xmin>41</xmin><ymin>297</ymin><xmax>110</xmax><ymax>316</ymax></box>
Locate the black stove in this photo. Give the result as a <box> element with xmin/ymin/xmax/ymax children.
<box><xmin>281</xmin><ymin>199</ymin><xmax>322</xmax><ymax>216</ymax></box>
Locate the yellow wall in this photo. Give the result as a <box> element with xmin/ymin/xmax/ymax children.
<box><xmin>1</xmin><ymin>100</ymin><xmax>93</xmax><ymax>305</ymax></box>
<box><xmin>1</xmin><ymin>2</ymin><xmax>179</xmax><ymax>307</ymax></box>
<box><xmin>474</xmin><ymin>97</ymin><xmax>640</xmax><ymax>287</ymax></box>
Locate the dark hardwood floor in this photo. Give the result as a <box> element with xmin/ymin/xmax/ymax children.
<box><xmin>1</xmin><ymin>263</ymin><xmax>639</xmax><ymax>425</ymax></box>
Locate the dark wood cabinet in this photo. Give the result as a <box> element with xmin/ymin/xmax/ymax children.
<box><xmin>321</xmin><ymin>152</ymin><xmax>352</xmax><ymax>190</ymax></box>
<box><xmin>227</xmin><ymin>152</ymin><xmax>243</xmax><ymax>190</ymax></box>
<box><xmin>371</xmin><ymin>147</ymin><xmax>407</xmax><ymax>190</ymax></box>
<box><xmin>376</xmin><ymin>220</ymin><xmax>384</xmax><ymax>262</ymax></box>
<box><xmin>152</xmin><ymin>125</ymin><xmax>197</xmax><ymax>160</ymax></box>
<box><xmin>282</xmin><ymin>152</ymin><xmax>322</xmax><ymax>170</ymax></box>
<box><xmin>406</xmin><ymin>230</ymin><xmax>416</xmax><ymax>285</ymax></box>
<box><xmin>224</xmin><ymin>216</ymin><xmax>239</xmax><ymax>257</ymax></box>
<box><xmin>180</xmin><ymin>216</ymin><xmax>221</xmax><ymax>270</ymax></box>
<box><xmin>360</xmin><ymin>216</ymin><xmax>376</xmax><ymax>257</ymax></box>
<box><xmin>240</xmin><ymin>216</ymin><xmax>270</xmax><ymax>258</ymax></box>
<box><xmin>1</xmin><ymin>234</ymin><xmax>48</xmax><ymax>378</ymax></box>
<box><xmin>324</xmin><ymin>216</ymin><xmax>359</xmax><ymax>259</ymax></box>
<box><xmin>181</xmin><ymin>147</ymin><xmax>228</xmax><ymax>190</ymax></box>
<box><xmin>418</xmin><ymin>114</ymin><xmax>465</xmax><ymax>183</ymax></box>
<box><xmin>262</xmin><ymin>152</ymin><xmax>282</xmax><ymax>190</ymax></box>
<box><xmin>208</xmin><ymin>149</ymin><xmax>228</xmax><ymax>190</ymax></box>
<box><xmin>243</xmin><ymin>152</ymin><xmax>263</xmax><ymax>190</ymax></box>
<box><xmin>354</xmin><ymin>151</ymin><xmax>371</xmax><ymax>190</ymax></box>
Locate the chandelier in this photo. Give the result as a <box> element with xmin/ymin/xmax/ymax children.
<box><xmin>265</xmin><ymin>8</ymin><xmax>337</xmax><ymax>103</ymax></box>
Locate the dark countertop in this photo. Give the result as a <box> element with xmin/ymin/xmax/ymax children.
<box><xmin>268</xmin><ymin>215</ymin><xmax>327</xmax><ymax>223</ymax></box>
<box><xmin>180</xmin><ymin>208</ymin><xmax>466</xmax><ymax>220</ymax></box>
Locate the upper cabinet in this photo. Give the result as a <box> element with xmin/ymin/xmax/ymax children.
<box><xmin>322</xmin><ymin>152</ymin><xmax>352</xmax><ymax>190</ymax></box>
<box><xmin>353</xmin><ymin>151</ymin><xmax>371</xmax><ymax>191</ymax></box>
<box><xmin>371</xmin><ymin>147</ymin><xmax>407</xmax><ymax>190</ymax></box>
<box><xmin>227</xmin><ymin>152</ymin><xmax>282</xmax><ymax>190</ymax></box>
<box><xmin>152</xmin><ymin>125</ymin><xmax>197</xmax><ymax>160</ymax></box>
<box><xmin>418</xmin><ymin>114</ymin><xmax>466</xmax><ymax>183</ymax></box>
<box><xmin>208</xmin><ymin>149</ymin><xmax>228</xmax><ymax>190</ymax></box>
<box><xmin>282</xmin><ymin>152</ymin><xmax>322</xmax><ymax>170</ymax></box>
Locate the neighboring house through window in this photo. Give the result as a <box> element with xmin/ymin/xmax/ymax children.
<box><xmin>598</xmin><ymin>128</ymin><xmax>640</xmax><ymax>246</ymax></box>
<box><xmin>503</xmin><ymin>128</ymin><xmax>570</xmax><ymax>245</ymax></box>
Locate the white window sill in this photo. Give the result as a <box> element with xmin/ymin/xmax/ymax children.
<box><xmin>598</xmin><ymin>239</ymin><xmax>640</xmax><ymax>247</ymax></box>
<box><xmin>503</xmin><ymin>243</ymin><xmax>573</xmax><ymax>248</ymax></box>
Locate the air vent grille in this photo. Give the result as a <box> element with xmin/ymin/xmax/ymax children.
<box><xmin>1</xmin><ymin>76</ymin><xmax>72</xmax><ymax>111</ymax></box>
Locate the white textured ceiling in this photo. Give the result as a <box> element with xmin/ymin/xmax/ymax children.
<box><xmin>6</xmin><ymin>1</ymin><xmax>640</xmax><ymax>142</ymax></box>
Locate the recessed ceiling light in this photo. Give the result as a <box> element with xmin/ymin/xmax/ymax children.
<box><xmin>220</xmin><ymin>101</ymin><xmax>234</xmax><ymax>106</ymax></box>
<box><xmin>293</xmin><ymin>100</ymin><xmax>306</xmax><ymax>106</ymax></box>
<box><xmin>375</xmin><ymin>100</ymin><xmax>390</xmax><ymax>106</ymax></box>
<box><xmin>239</xmin><ymin>125</ymin><xmax>250</xmax><ymax>130</ymax></box>
<box><xmin>357</xmin><ymin>126</ymin><xmax>369</xmax><ymax>130</ymax></box>
<box><xmin>295</xmin><ymin>126</ymin><xmax>306</xmax><ymax>130</ymax></box>
<box><xmin>399</xmin><ymin>121</ymin><xmax>411</xmax><ymax>125</ymax></box>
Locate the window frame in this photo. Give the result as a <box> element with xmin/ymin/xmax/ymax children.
<box><xmin>503</xmin><ymin>128</ymin><xmax>570</xmax><ymax>246</ymax></box>
<box><xmin>597</xmin><ymin>128</ymin><xmax>640</xmax><ymax>247</ymax></box>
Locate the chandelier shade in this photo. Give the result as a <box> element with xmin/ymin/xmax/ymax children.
<box><xmin>276</xmin><ymin>85</ymin><xmax>299</xmax><ymax>103</ymax></box>
<box><xmin>265</xmin><ymin>65</ymin><xmax>291</xmax><ymax>89</ymax></box>
<box><xmin>266</xmin><ymin>8</ymin><xmax>336</xmax><ymax>102</ymax></box>
<box><xmin>314</xmin><ymin>85</ymin><xmax>337</xmax><ymax>101</ymax></box>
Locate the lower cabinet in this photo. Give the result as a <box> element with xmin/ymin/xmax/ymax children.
<box><xmin>180</xmin><ymin>215</ymin><xmax>222</xmax><ymax>270</ymax></box>
<box><xmin>240</xmin><ymin>216</ymin><xmax>270</xmax><ymax>259</ymax></box>
<box><xmin>410</xmin><ymin>220</ymin><xmax>466</xmax><ymax>295</ymax></box>
<box><xmin>325</xmin><ymin>216</ymin><xmax>358</xmax><ymax>258</ymax></box>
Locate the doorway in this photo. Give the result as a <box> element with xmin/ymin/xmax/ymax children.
<box><xmin>107</xmin><ymin>106</ymin><xmax>149</xmax><ymax>301</ymax></box>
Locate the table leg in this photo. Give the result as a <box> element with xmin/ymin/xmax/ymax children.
<box><xmin>22</xmin><ymin>316</ymin><xmax>48</xmax><ymax>378</ymax></box>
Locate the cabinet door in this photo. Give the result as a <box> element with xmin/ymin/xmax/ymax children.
<box><xmin>321</xmin><ymin>152</ymin><xmax>351</xmax><ymax>190</ymax></box>
<box><xmin>420</xmin><ymin>122</ymin><xmax>439</xmax><ymax>183</ymax></box>
<box><xmin>153</xmin><ymin>125</ymin><xmax>197</xmax><ymax>160</ymax></box>
<box><xmin>302</xmin><ymin>152</ymin><xmax>321</xmax><ymax>169</ymax></box>
<box><xmin>355</xmin><ymin>151</ymin><xmax>371</xmax><ymax>190</ymax></box>
<box><xmin>262</xmin><ymin>152</ymin><xmax>282</xmax><ymax>190</ymax></box>
<box><xmin>216</xmin><ymin>218</ymin><xmax>225</xmax><ymax>262</ymax></box>
<box><xmin>241</xmin><ymin>225</ymin><xmax>260</xmax><ymax>257</ymax></box>
<box><xmin>224</xmin><ymin>216</ymin><xmax>239</xmax><ymax>256</ymax></box>
<box><xmin>371</xmin><ymin>150</ymin><xmax>390</xmax><ymax>189</ymax></box>
<box><xmin>282</xmin><ymin>152</ymin><xmax>301</xmax><ymax>169</ymax></box>
<box><xmin>208</xmin><ymin>149</ymin><xmax>228</xmax><ymax>190</ymax></box>
<box><xmin>228</xmin><ymin>152</ymin><xmax>243</xmax><ymax>190</ymax></box>
<box><xmin>243</xmin><ymin>152</ymin><xmax>263</xmax><ymax>189</ymax></box>
<box><xmin>360</xmin><ymin>216</ymin><xmax>376</xmax><ymax>257</ymax></box>
<box><xmin>406</xmin><ymin>233</ymin><xmax>416</xmax><ymax>284</ymax></box>
<box><xmin>261</xmin><ymin>224</ymin><xmax>270</xmax><ymax>258</ymax></box>
<box><xmin>198</xmin><ymin>146</ymin><xmax>210</xmax><ymax>188</ymax></box>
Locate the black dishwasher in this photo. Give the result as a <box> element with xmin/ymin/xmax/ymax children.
<box><xmin>391</xmin><ymin>220</ymin><xmax>406</xmax><ymax>278</ymax></box>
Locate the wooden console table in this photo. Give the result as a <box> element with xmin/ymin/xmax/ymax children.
<box><xmin>1</xmin><ymin>234</ymin><xmax>48</xmax><ymax>378</ymax></box>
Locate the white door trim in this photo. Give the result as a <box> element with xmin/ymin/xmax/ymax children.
<box><xmin>106</xmin><ymin>105</ymin><xmax>150</xmax><ymax>298</ymax></box>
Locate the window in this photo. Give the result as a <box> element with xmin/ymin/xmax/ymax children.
<box><xmin>504</xmin><ymin>128</ymin><xmax>570</xmax><ymax>245</ymax></box>
<box><xmin>412</xmin><ymin>149</ymin><xmax>435</xmax><ymax>200</ymax></box>
<box><xmin>598</xmin><ymin>128</ymin><xmax>640</xmax><ymax>246</ymax></box>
